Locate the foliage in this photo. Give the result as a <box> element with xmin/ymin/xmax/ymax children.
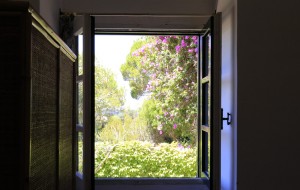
<box><xmin>94</xmin><ymin>141</ymin><xmax>197</xmax><ymax>177</ymax></box>
<box><xmin>94</xmin><ymin>65</ymin><xmax>125</xmax><ymax>140</ymax></box>
<box><xmin>121</xmin><ymin>36</ymin><xmax>199</xmax><ymax>145</ymax></box>
<box><xmin>120</xmin><ymin>38</ymin><xmax>153</xmax><ymax>99</ymax></box>
<box><xmin>98</xmin><ymin>111</ymin><xmax>152</xmax><ymax>143</ymax></box>
<box><xmin>77</xmin><ymin>54</ymin><xmax>125</xmax><ymax>134</ymax></box>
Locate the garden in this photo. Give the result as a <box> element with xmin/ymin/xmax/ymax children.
<box><xmin>81</xmin><ymin>35</ymin><xmax>199</xmax><ymax>177</ymax></box>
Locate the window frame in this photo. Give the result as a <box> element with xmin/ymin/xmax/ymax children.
<box><xmin>75</xmin><ymin>13</ymin><xmax>221</xmax><ymax>190</ymax></box>
<box><xmin>93</xmin><ymin>32</ymin><xmax>207</xmax><ymax>189</ymax></box>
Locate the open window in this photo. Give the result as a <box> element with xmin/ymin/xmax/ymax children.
<box><xmin>199</xmin><ymin>13</ymin><xmax>222</xmax><ymax>189</ymax></box>
<box><xmin>75</xmin><ymin>13</ymin><xmax>221</xmax><ymax>190</ymax></box>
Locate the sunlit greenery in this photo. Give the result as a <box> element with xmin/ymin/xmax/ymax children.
<box><xmin>91</xmin><ymin>35</ymin><xmax>199</xmax><ymax>177</ymax></box>
<box><xmin>121</xmin><ymin>35</ymin><xmax>198</xmax><ymax>145</ymax></box>
<box><xmin>95</xmin><ymin>141</ymin><xmax>197</xmax><ymax>177</ymax></box>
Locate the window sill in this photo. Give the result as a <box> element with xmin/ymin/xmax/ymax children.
<box><xmin>95</xmin><ymin>178</ymin><xmax>209</xmax><ymax>190</ymax></box>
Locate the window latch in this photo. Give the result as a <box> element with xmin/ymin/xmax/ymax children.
<box><xmin>221</xmin><ymin>108</ymin><xmax>232</xmax><ymax>130</ymax></box>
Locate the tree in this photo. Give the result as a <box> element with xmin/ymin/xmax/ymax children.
<box><xmin>98</xmin><ymin>110</ymin><xmax>152</xmax><ymax>143</ymax></box>
<box><xmin>120</xmin><ymin>37</ymin><xmax>154</xmax><ymax>99</ymax></box>
<box><xmin>94</xmin><ymin>64</ymin><xmax>125</xmax><ymax>139</ymax></box>
<box><xmin>121</xmin><ymin>36</ymin><xmax>199</xmax><ymax>145</ymax></box>
<box><xmin>78</xmin><ymin>55</ymin><xmax>124</xmax><ymax>131</ymax></box>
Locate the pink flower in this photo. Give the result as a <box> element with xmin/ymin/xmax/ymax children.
<box><xmin>132</xmin><ymin>51</ymin><xmax>139</xmax><ymax>56</ymax></box>
<box><xmin>188</xmin><ymin>49</ymin><xmax>194</xmax><ymax>53</ymax></box>
<box><xmin>173</xmin><ymin>124</ymin><xmax>177</xmax><ymax>129</ymax></box>
<box><xmin>162</xmin><ymin>38</ymin><xmax>168</xmax><ymax>43</ymax></box>
<box><xmin>164</xmin><ymin>112</ymin><xmax>169</xmax><ymax>116</ymax></box>
<box><xmin>159</xmin><ymin>36</ymin><xmax>165</xmax><ymax>40</ymax></box>
<box><xmin>157</xmin><ymin>124</ymin><xmax>162</xmax><ymax>130</ymax></box>
<box><xmin>178</xmin><ymin>144</ymin><xmax>184</xmax><ymax>150</ymax></box>
<box><xmin>159</xmin><ymin>130</ymin><xmax>163</xmax><ymax>135</ymax></box>
<box><xmin>181</xmin><ymin>40</ymin><xmax>187</xmax><ymax>47</ymax></box>
<box><xmin>175</xmin><ymin>45</ymin><xmax>181</xmax><ymax>53</ymax></box>
<box><xmin>185</xmin><ymin>36</ymin><xmax>189</xmax><ymax>39</ymax></box>
<box><xmin>152</xmin><ymin>73</ymin><xmax>156</xmax><ymax>79</ymax></box>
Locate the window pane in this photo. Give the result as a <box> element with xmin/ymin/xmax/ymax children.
<box><xmin>207</xmin><ymin>34</ymin><xmax>211</xmax><ymax>75</ymax></box>
<box><xmin>202</xmin><ymin>83</ymin><xmax>209</xmax><ymax>126</ymax></box>
<box><xmin>201</xmin><ymin>131</ymin><xmax>210</xmax><ymax>177</ymax></box>
<box><xmin>77</xmin><ymin>82</ymin><xmax>83</xmax><ymax>125</ymax></box>
<box><xmin>78</xmin><ymin>35</ymin><xmax>83</xmax><ymax>75</ymax></box>
<box><xmin>202</xmin><ymin>35</ymin><xmax>211</xmax><ymax>78</ymax></box>
<box><xmin>77</xmin><ymin>132</ymin><xmax>83</xmax><ymax>173</ymax></box>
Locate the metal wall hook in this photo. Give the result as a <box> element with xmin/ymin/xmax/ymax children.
<box><xmin>221</xmin><ymin>108</ymin><xmax>232</xmax><ymax>130</ymax></box>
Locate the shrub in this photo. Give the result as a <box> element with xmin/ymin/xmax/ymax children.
<box><xmin>95</xmin><ymin>141</ymin><xmax>197</xmax><ymax>178</ymax></box>
<box><xmin>97</xmin><ymin>113</ymin><xmax>152</xmax><ymax>143</ymax></box>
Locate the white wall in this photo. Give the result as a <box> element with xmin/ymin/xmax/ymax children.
<box><xmin>217</xmin><ymin>0</ymin><xmax>237</xmax><ymax>190</ymax></box>
<box><xmin>237</xmin><ymin>0</ymin><xmax>300</xmax><ymax>189</ymax></box>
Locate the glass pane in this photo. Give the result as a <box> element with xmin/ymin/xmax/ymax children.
<box><xmin>78</xmin><ymin>35</ymin><xmax>83</xmax><ymax>75</ymax></box>
<box><xmin>202</xmin><ymin>83</ymin><xmax>209</xmax><ymax>126</ymax></box>
<box><xmin>77</xmin><ymin>82</ymin><xmax>83</xmax><ymax>125</ymax></box>
<box><xmin>202</xmin><ymin>35</ymin><xmax>211</xmax><ymax>78</ymax></box>
<box><xmin>201</xmin><ymin>131</ymin><xmax>210</xmax><ymax>177</ymax></box>
<box><xmin>208</xmin><ymin>34</ymin><xmax>211</xmax><ymax>76</ymax></box>
<box><xmin>77</xmin><ymin>132</ymin><xmax>83</xmax><ymax>173</ymax></box>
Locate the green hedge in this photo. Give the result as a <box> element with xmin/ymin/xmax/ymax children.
<box><xmin>95</xmin><ymin>141</ymin><xmax>197</xmax><ymax>177</ymax></box>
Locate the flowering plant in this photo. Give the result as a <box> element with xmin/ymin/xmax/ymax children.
<box><xmin>121</xmin><ymin>35</ymin><xmax>198</xmax><ymax>145</ymax></box>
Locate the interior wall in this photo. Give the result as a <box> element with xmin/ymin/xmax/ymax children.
<box><xmin>237</xmin><ymin>0</ymin><xmax>300</xmax><ymax>189</ymax></box>
<box><xmin>39</xmin><ymin>0</ymin><xmax>61</xmax><ymax>33</ymax></box>
<box><xmin>6</xmin><ymin>0</ymin><xmax>239</xmax><ymax>189</ymax></box>
<box><xmin>217</xmin><ymin>0</ymin><xmax>237</xmax><ymax>190</ymax></box>
<box><xmin>7</xmin><ymin>0</ymin><xmax>61</xmax><ymax>32</ymax></box>
<box><xmin>8</xmin><ymin>0</ymin><xmax>40</xmax><ymax>11</ymax></box>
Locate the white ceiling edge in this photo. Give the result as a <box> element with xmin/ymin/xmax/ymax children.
<box><xmin>61</xmin><ymin>0</ymin><xmax>216</xmax><ymax>16</ymax></box>
<box><xmin>73</xmin><ymin>15</ymin><xmax>211</xmax><ymax>34</ymax></box>
<box><xmin>69</xmin><ymin>0</ymin><xmax>219</xmax><ymax>33</ymax></box>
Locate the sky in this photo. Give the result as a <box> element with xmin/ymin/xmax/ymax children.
<box><xmin>79</xmin><ymin>35</ymin><xmax>147</xmax><ymax>110</ymax></box>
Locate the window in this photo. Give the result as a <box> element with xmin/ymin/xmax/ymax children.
<box><xmin>76</xmin><ymin>13</ymin><xmax>221</xmax><ymax>190</ymax></box>
<box><xmin>94</xmin><ymin>34</ymin><xmax>199</xmax><ymax>179</ymax></box>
